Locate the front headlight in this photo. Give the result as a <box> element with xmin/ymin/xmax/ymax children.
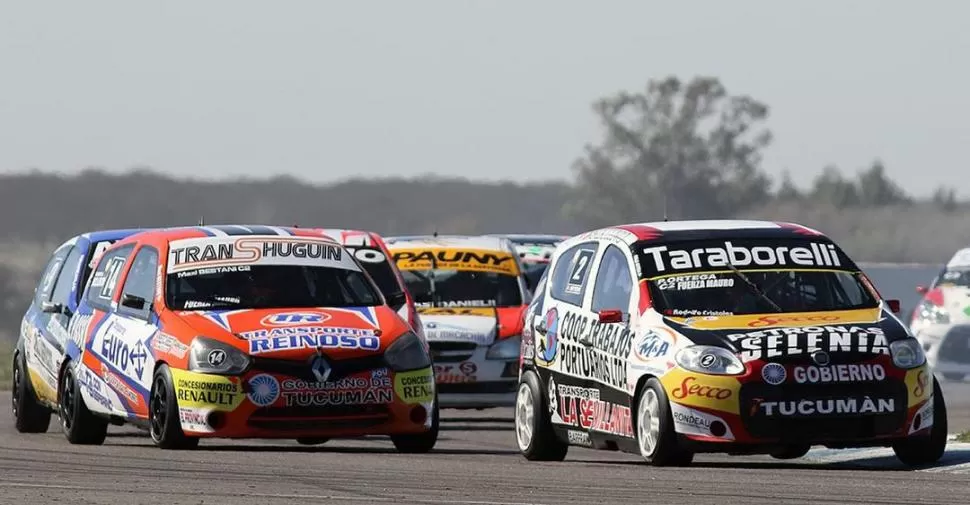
<box><xmin>890</xmin><ymin>338</ymin><xmax>927</xmax><ymax>369</ymax></box>
<box><xmin>188</xmin><ymin>336</ymin><xmax>251</xmax><ymax>375</ymax></box>
<box><xmin>384</xmin><ymin>331</ymin><xmax>431</xmax><ymax>371</ymax></box>
<box><xmin>914</xmin><ymin>301</ymin><xmax>950</xmax><ymax>325</ymax></box>
<box><xmin>675</xmin><ymin>345</ymin><xmax>745</xmax><ymax>375</ymax></box>
<box><xmin>486</xmin><ymin>335</ymin><xmax>521</xmax><ymax>360</ymax></box>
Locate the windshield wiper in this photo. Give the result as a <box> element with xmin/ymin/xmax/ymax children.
<box><xmin>725</xmin><ymin>264</ymin><xmax>783</xmax><ymax>313</ymax></box>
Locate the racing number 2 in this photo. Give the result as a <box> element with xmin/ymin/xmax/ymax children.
<box><xmin>569</xmin><ymin>249</ymin><xmax>594</xmax><ymax>284</ymax></box>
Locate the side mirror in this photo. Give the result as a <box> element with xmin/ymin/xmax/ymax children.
<box><xmin>40</xmin><ymin>301</ymin><xmax>63</xmax><ymax>314</ymax></box>
<box><xmin>886</xmin><ymin>299</ymin><xmax>901</xmax><ymax>315</ymax></box>
<box><xmin>121</xmin><ymin>294</ymin><xmax>147</xmax><ymax>310</ymax></box>
<box><xmin>916</xmin><ymin>285</ymin><xmax>928</xmax><ymax>294</ymax></box>
<box><xmin>597</xmin><ymin>309</ymin><xmax>624</xmax><ymax>324</ymax></box>
<box><xmin>386</xmin><ymin>291</ymin><xmax>408</xmax><ymax>309</ymax></box>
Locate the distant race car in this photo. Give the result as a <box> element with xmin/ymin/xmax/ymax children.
<box><xmin>386</xmin><ymin>235</ymin><xmax>532</xmax><ymax>408</ymax></box>
<box><xmin>515</xmin><ymin>219</ymin><xmax>946</xmax><ymax>467</ymax></box>
<box><xmin>309</xmin><ymin>228</ymin><xmax>425</xmax><ymax>343</ymax></box>
<box><xmin>21</xmin><ymin>225</ymin><xmax>436</xmax><ymax>451</ymax></box>
<box><xmin>13</xmin><ymin>228</ymin><xmax>144</xmax><ymax>433</ymax></box>
<box><xmin>488</xmin><ymin>234</ymin><xmax>568</xmax><ymax>292</ymax></box>
<box><xmin>910</xmin><ymin>247</ymin><xmax>970</xmax><ymax>381</ymax></box>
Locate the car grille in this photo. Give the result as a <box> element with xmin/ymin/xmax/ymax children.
<box><xmin>247</xmin><ymin>353</ymin><xmax>388</xmax><ymax>384</ymax></box>
<box><xmin>939</xmin><ymin>325</ymin><xmax>970</xmax><ymax>364</ymax></box>
<box><xmin>429</xmin><ymin>342</ymin><xmax>477</xmax><ymax>363</ymax></box>
<box><xmin>739</xmin><ymin>381</ymin><xmax>908</xmax><ymax>441</ymax></box>
<box><xmin>437</xmin><ymin>381</ymin><xmax>517</xmax><ymax>395</ymax></box>
<box><xmin>247</xmin><ymin>404</ymin><xmax>391</xmax><ymax>431</ymax></box>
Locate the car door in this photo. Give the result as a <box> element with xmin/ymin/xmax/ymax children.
<box><xmin>588</xmin><ymin>244</ymin><xmax>636</xmax><ymax>396</ymax></box>
<box><xmin>539</xmin><ymin>241</ymin><xmax>600</xmax><ymax>435</ymax></box>
<box><xmin>97</xmin><ymin>245</ymin><xmax>160</xmax><ymax>418</ymax></box>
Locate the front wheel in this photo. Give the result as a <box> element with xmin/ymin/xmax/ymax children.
<box><xmin>391</xmin><ymin>397</ymin><xmax>439</xmax><ymax>453</ymax></box>
<box><xmin>59</xmin><ymin>363</ymin><xmax>108</xmax><ymax>445</ymax></box>
<box><xmin>770</xmin><ymin>444</ymin><xmax>811</xmax><ymax>460</ymax></box>
<box><xmin>893</xmin><ymin>377</ymin><xmax>947</xmax><ymax>467</ymax></box>
<box><xmin>515</xmin><ymin>370</ymin><xmax>567</xmax><ymax>461</ymax></box>
<box><xmin>12</xmin><ymin>351</ymin><xmax>52</xmax><ymax>433</ymax></box>
<box><xmin>636</xmin><ymin>378</ymin><xmax>694</xmax><ymax>466</ymax></box>
<box><xmin>149</xmin><ymin>365</ymin><xmax>199</xmax><ymax>450</ymax></box>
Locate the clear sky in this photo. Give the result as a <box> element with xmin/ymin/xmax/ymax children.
<box><xmin>1</xmin><ymin>0</ymin><xmax>967</xmax><ymax>196</ymax></box>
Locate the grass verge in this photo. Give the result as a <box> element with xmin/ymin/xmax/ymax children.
<box><xmin>0</xmin><ymin>340</ymin><xmax>12</xmax><ymax>390</ymax></box>
<box><xmin>955</xmin><ymin>431</ymin><xmax>970</xmax><ymax>443</ymax></box>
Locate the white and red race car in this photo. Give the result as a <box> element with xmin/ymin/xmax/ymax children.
<box><xmin>910</xmin><ymin>247</ymin><xmax>970</xmax><ymax>381</ymax></box>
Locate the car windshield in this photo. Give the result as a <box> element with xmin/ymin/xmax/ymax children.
<box><xmin>400</xmin><ymin>269</ymin><xmax>522</xmax><ymax>308</ymax></box>
<box><xmin>638</xmin><ymin>238</ymin><xmax>878</xmax><ymax>316</ymax></box>
<box><xmin>936</xmin><ymin>268</ymin><xmax>970</xmax><ymax>288</ymax></box>
<box><xmin>360</xmin><ymin>261</ymin><xmax>405</xmax><ymax>300</ymax></box>
<box><xmin>165</xmin><ymin>237</ymin><xmax>382</xmax><ymax>310</ymax></box>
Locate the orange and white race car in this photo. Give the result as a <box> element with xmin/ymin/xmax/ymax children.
<box><xmin>386</xmin><ymin>235</ymin><xmax>531</xmax><ymax>408</ymax></box>
<box><xmin>52</xmin><ymin>225</ymin><xmax>436</xmax><ymax>451</ymax></box>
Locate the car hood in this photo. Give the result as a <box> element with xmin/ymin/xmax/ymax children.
<box><xmin>173</xmin><ymin>306</ymin><xmax>396</xmax><ymax>359</ymax></box>
<box><xmin>416</xmin><ymin>307</ymin><xmax>500</xmax><ymax>345</ymax></box>
<box><xmin>663</xmin><ymin>307</ymin><xmax>910</xmax><ymax>363</ymax></box>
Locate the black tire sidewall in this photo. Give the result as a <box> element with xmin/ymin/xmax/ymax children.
<box><xmin>150</xmin><ymin>365</ymin><xmax>180</xmax><ymax>445</ymax></box>
<box><xmin>517</xmin><ymin>371</ymin><xmax>544</xmax><ymax>454</ymax></box>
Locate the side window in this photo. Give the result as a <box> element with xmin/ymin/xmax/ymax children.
<box><xmin>550</xmin><ymin>242</ymin><xmax>599</xmax><ymax>307</ymax></box>
<box><xmin>531</xmin><ymin>268</ymin><xmax>550</xmax><ymax>315</ymax></box>
<box><xmin>34</xmin><ymin>247</ymin><xmax>72</xmax><ymax>305</ymax></box>
<box><xmin>49</xmin><ymin>246</ymin><xmax>86</xmax><ymax>307</ymax></box>
<box><xmin>591</xmin><ymin>245</ymin><xmax>634</xmax><ymax>313</ymax></box>
<box><xmin>86</xmin><ymin>244</ymin><xmax>135</xmax><ymax>310</ymax></box>
<box><xmin>118</xmin><ymin>247</ymin><xmax>159</xmax><ymax>318</ymax></box>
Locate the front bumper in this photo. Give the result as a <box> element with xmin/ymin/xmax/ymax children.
<box><xmin>430</xmin><ymin>340</ymin><xmax>518</xmax><ymax>408</ymax></box>
<box><xmin>171</xmin><ymin>365</ymin><xmax>435</xmax><ymax>438</ymax></box>
<box><xmin>659</xmin><ymin>361</ymin><xmax>935</xmax><ymax>448</ymax></box>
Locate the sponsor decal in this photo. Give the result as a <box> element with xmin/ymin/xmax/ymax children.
<box><xmin>176</xmin><ymin>265</ymin><xmax>251</xmax><ymax>279</ymax></box>
<box><xmin>394</xmin><ymin>367</ymin><xmax>434</xmax><ymax>404</ymax></box>
<box><xmin>171</xmin><ymin>369</ymin><xmax>244</xmax><ymax>410</ymax></box>
<box><xmin>725</xmin><ymin>326</ymin><xmax>889</xmax><ymax>362</ymax></box>
<box><xmin>167</xmin><ymin>237</ymin><xmax>357</xmax><ymax>273</ymax></box>
<box><xmin>434</xmin><ymin>362</ymin><xmax>477</xmax><ymax>384</ymax></box>
<box><xmin>279</xmin><ymin>373</ymin><xmax>393</xmax><ymax>407</ymax></box>
<box><xmin>792</xmin><ymin>363</ymin><xmax>886</xmax><ymax>384</ymax></box>
<box><xmin>152</xmin><ymin>332</ymin><xmax>189</xmax><ymax>358</ymax></box>
<box><xmin>761</xmin><ymin>362</ymin><xmax>787</xmax><ymax>385</ymax></box>
<box><xmin>669</xmin><ymin>402</ymin><xmax>736</xmax><ymax>440</ymax></box>
<box><xmin>558</xmin><ymin>340</ymin><xmax>627</xmax><ymax>391</ymax></box>
<box><xmin>564</xmin><ymin>249</ymin><xmax>595</xmax><ymax>295</ymax></box>
<box><xmin>76</xmin><ymin>365</ymin><xmax>114</xmax><ymax>411</ymax></box>
<box><xmin>68</xmin><ymin>313</ymin><xmax>94</xmax><ymax>350</ymax></box>
<box><xmin>747</xmin><ymin>314</ymin><xmax>843</xmax><ymax>328</ymax></box>
<box><xmin>392</xmin><ymin>248</ymin><xmax>520</xmax><ymax>275</ymax></box>
<box><xmin>559</xmin><ymin>311</ymin><xmax>633</xmax><ymax>357</ymax></box>
<box><xmin>100</xmin><ymin>364</ymin><xmax>139</xmax><ymax>404</ymax></box>
<box><xmin>242</xmin><ymin>326</ymin><xmax>381</xmax><ymax>354</ymax></box>
<box><xmin>535</xmin><ymin>307</ymin><xmax>559</xmax><ymax>366</ymax></box>
<box><xmin>671</xmin><ymin>376</ymin><xmax>733</xmax><ymax>400</ymax></box>
<box><xmin>424</xmin><ymin>323</ymin><xmax>493</xmax><ymax>345</ymax></box>
<box><xmin>661</xmin><ymin>368</ymin><xmax>740</xmax><ymax>414</ymax></box>
<box><xmin>179</xmin><ymin>407</ymin><xmax>212</xmax><ymax>433</ymax></box>
<box><xmin>633</xmin><ymin>329</ymin><xmax>672</xmax><ymax>362</ymax></box>
<box><xmin>96</xmin><ymin>320</ymin><xmax>149</xmax><ymax>381</ymax></box>
<box><xmin>752</xmin><ymin>396</ymin><xmax>896</xmax><ymax>417</ymax></box>
<box><xmin>655</xmin><ymin>273</ymin><xmax>735</xmax><ymax>291</ymax></box>
<box><xmin>552</xmin><ymin>384</ymin><xmax>633</xmax><ymax>438</ymax></box>
<box><xmin>247</xmin><ymin>373</ymin><xmax>280</xmax><ymax>407</ymax></box>
<box><xmin>547</xmin><ymin>376</ymin><xmax>558</xmax><ymax>416</ymax></box>
<box><xmin>642</xmin><ymin>240</ymin><xmax>845</xmax><ymax>274</ymax></box>
<box><xmin>418</xmin><ymin>307</ymin><xmax>496</xmax><ymax>317</ymax></box>
<box><xmin>905</xmin><ymin>368</ymin><xmax>931</xmax><ymax>407</ymax></box>
<box><xmin>261</xmin><ymin>312</ymin><xmax>332</xmax><ymax>326</ymax></box>
<box><xmin>567</xmin><ymin>430</ymin><xmax>593</xmax><ymax>446</ymax></box>
<box><xmin>669</xmin><ymin>308</ymin><xmax>881</xmax><ymax>330</ymax></box>
<box><xmin>909</xmin><ymin>394</ymin><xmax>935</xmax><ymax>434</ymax></box>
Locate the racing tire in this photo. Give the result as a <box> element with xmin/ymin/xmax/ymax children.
<box><xmin>149</xmin><ymin>365</ymin><xmax>200</xmax><ymax>450</ymax></box>
<box><xmin>770</xmin><ymin>444</ymin><xmax>811</xmax><ymax>460</ymax></box>
<box><xmin>893</xmin><ymin>377</ymin><xmax>947</xmax><ymax>467</ymax></box>
<box><xmin>12</xmin><ymin>351</ymin><xmax>52</xmax><ymax>433</ymax></box>
<box><xmin>514</xmin><ymin>370</ymin><xmax>568</xmax><ymax>461</ymax></box>
<box><xmin>59</xmin><ymin>363</ymin><xmax>108</xmax><ymax>445</ymax></box>
<box><xmin>636</xmin><ymin>378</ymin><xmax>694</xmax><ymax>466</ymax></box>
<box><xmin>296</xmin><ymin>438</ymin><xmax>329</xmax><ymax>445</ymax></box>
<box><xmin>391</xmin><ymin>395</ymin><xmax>439</xmax><ymax>453</ymax></box>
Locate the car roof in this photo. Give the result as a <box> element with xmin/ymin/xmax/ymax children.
<box><xmin>79</xmin><ymin>228</ymin><xmax>146</xmax><ymax>243</ymax></box>
<box><xmin>564</xmin><ymin>219</ymin><xmax>826</xmax><ymax>248</ymax></box>
<box><xmin>489</xmin><ymin>234</ymin><xmax>568</xmax><ymax>243</ymax></box>
<box><xmin>119</xmin><ymin>224</ymin><xmax>336</xmax><ymax>245</ymax></box>
<box><xmin>385</xmin><ymin>234</ymin><xmax>511</xmax><ymax>252</ymax></box>
<box><xmin>946</xmin><ymin>247</ymin><xmax>970</xmax><ymax>268</ymax></box>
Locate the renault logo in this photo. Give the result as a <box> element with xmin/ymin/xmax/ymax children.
<box><xmin>311</xmin><ymin>355</ymin><xmax>332</xmax><ymax>383</ymax></box>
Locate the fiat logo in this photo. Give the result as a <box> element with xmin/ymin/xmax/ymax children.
<box><xmin>811</xmin><ymin>351</ymin><xmax>831</xmax><ymax>367</ymax></box>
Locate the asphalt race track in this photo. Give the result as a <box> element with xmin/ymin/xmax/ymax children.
<box><xmin>2</xmin><ymin>385</ymin><xmax>970</xmax><ymax>505</ymax></box>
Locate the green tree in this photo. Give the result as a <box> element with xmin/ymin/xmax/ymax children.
<box><xmin>563</xmin><ymin>76</ymin><xmax>773</xmax><ymax>228</ymax></box>
<box><xmin>856</xmin><ymin>160</ymin><xmax>909</xmax><ymax>206</ymax></box>
<box><xmin>810</xmin><ymin>166</ymin><xmax>859</xmax><ymax>208</ymax></box>
<box><xmin>775</xmin><ymin>170</ymin><xmax>802</xmax><ymax>201</ymax></box>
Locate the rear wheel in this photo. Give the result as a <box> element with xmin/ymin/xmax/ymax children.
<box><xmin>391</xmin><ymin>396</ymin><xmax>439</xmax><ymax>453</ymax></box>
<box><xmin>514</xmin><ymin>371</ymin><xmax>568</xmax><ymax>461</ymax></box>
<box><xmin>893</xmin><ymin>377</ymin><xmax>947</xmax><ymax>467</ymax></box>
<box><xmin>149</xmin><ymin>365</ymin><xmax>199</xmax><ymax>450</ymax></box>
<box><xmin>12</xmin><ymin>351</ymin><xmax>52</xmax><ymax>433</ymax></box>
<box><xmin>59</xmin><ymin>363</ymin><xmax>108</xmax><ymax>445</ymax></box>
<box><xmin>636</xmin><ymin>378</ymin><xmax>694</xmax><ymax>466</ymax></box>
